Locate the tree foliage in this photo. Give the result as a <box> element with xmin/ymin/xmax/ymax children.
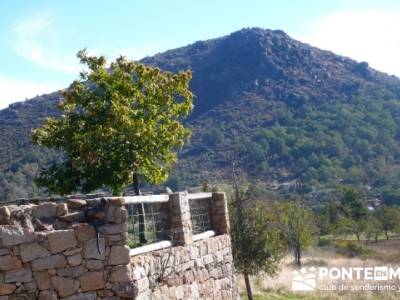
<box><xmin>228</xmin><ymin>170</ymin><xmax>286</xmax><ymax>300</ymax></box>
<box><xmin>376</xmin><ymin>205</ymin><xmax>400</xmax><ymax>240</ymax></box>
<box><xmin>230</xmin><ymin>201</ymin><xmax>286</xmax><ymax>276</ymax></box>
<box><xmin>275</xmin><ymin>200</ymin><xmax>316</xmax><ymax>265</ymax></box>
<box><xmin>32</xmin><ymin>50</ymin><xmax>193</xmax><ymax>195</ymax></box>
<box><xmin>364</xmin><ymin>214</ymin><xmax>382</xmax><ymax>244</ymax></box>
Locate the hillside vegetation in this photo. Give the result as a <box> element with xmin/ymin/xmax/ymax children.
<box><xmin>2</xmin><ymin>28</ymin><xmax>400</xmax><ymax>202</ymax></box>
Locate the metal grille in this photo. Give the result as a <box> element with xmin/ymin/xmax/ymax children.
<box><xmin>189</xmin><ymin>198</ymin><xmax>212</xmax><ymax>234</ymax></box>
<box><xmin>126</xmin><ymin>203</ymin><xmax>168</xmax><ymax>248</ymax></box>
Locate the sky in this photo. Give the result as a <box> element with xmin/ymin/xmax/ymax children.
<box><xmin>1</xmin><ymin>0</ymin><xmax>400</xmax><ymax>109</ymax></box>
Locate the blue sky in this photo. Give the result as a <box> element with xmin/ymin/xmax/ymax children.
<box><xmin>1</xmin><ymin>0</ymin><xmax>400</xmax><ymax>108</ymax></box>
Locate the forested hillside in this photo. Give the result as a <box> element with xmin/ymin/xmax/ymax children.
<box><xmin>2</xmin><ymin>28</ymin><xmax>400</xmax><ymax>203</ymax></box>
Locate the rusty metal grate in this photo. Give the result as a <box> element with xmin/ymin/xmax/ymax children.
<box><xmin>189</xmin><ymin>198</ymin><xmax>212</xmax><ymax>234</ymax></box>
<box><xmin>126</xmin><ymin>203</ymin><xmax>168</xmax><ymax>248</ymax></box>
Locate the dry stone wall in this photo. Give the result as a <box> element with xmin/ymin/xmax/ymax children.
<box><xmin>131</xmin><ymin>234</ymin><xmax>236</xmax><ymax>300</ymax></box>
<box><xmin>0</xmin><ymin>198</ymin><xmax>134</xmax><ymax>299</ymax></box>
<box><xmin>0</xmin><ymin>193</ymin><xmax>239</xmax><ymax>299</ymax></box>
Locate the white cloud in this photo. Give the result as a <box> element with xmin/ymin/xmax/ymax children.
<box><xmin>12</xmin><ymin>12</ymin><xmax>170</xmax><ymax>75</ymax></box>
<box><xmin>0</xmin><ymin>75</ymin><xmax>61</xmax><ymax>109</ymax></box>
<box><xmin>13</xmin><ymin>13</ymin><xmax>80</xmax><ymax>73</ymax></box>
<box><xmin>296</xmin><ymin>10</ymin><xmax>400</xmax><ymax>77</ymax></box>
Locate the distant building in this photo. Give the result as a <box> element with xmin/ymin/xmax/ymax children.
<box><xmin>367</xmin><ymin>198</ymin><xmax>381</xmax><ymax>211</ymax></box>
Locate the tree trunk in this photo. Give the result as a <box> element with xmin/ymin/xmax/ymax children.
<box><xmin>295</xmin><ymin>244</ymin><xmax>302</xmax><ymax>266</ymax></box>
<box><xmin>133</xmin><ymin>173</ymin><xmax>147</xmax><ymax>244</ymax></box>
<box><xmin>244</xmin><ymin>272</ymin><xmax>253</xmax><ymax>300</ymax></box>
<box><xmin>385</xmin><ymin>230</ymin><xmax>389</xmax><ymax>240</ymax></box>
<box><xmin>355</xmin><ymin>232</ymin><xmax>360</xmax><ymax>241</ymax></box>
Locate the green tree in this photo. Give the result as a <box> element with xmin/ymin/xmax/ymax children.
<box><xmin>316</xmin><ymin>201</ymin><xmax>340</xmax><ymax>235</ymax></box>
<box><xmin>364</xmin><ymin>214</ymin><xmax>382</xmax><ymax>244</ymax></box>
<box><xmin>338</xmin><ymin>188</ymin><xmax>368</xmax><ymax>240</ymax></box>
<box><xmin>231</xmin><ymin>201</ymin><xmax>285</xmax><ymax>300</ymax></box>
<box><xmin>32</xmin><ymin>50</ymin><xmax>193</xmax><ymax>196</ymax></box>
<box><xmin>276</xmin><ymin>201</ymin><xmax>315</xmax><ymax>266</ymax></box>
<box><xmin>229</xmin><ymin>168</ymin><xmax>285</xmax><ymax>300</ymax></box>
<box><xmin>376</xmin><ymin>206</ymin><xmax>400</xmax><ymax>240</ymax></box>
<box><xmin>202</xmin><ymin>127</ymin><xmax>223</xmax><ymax>147</ymax></box>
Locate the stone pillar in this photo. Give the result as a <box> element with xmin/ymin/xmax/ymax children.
<box><xmin>168</xmin><ymin>192</ymin><xmax>193</xmax><ymax>245</ymax></box>
<box><xmin>210</xmin><ymin>192</ymin><xmax>230</xmax><ymax>234</ymax></box>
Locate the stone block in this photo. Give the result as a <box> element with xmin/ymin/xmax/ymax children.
<box><xmin>211</xmin><ymin>192</ymin><xmax>230</xmax><ymax>234</ymax></box>
<box><xmin>67</xmin><ymin>199</ymin><xmax>87</xmax><ymax>209</ymax></box>
<box><xmin>60</xmin><ymin>212</ymin><xmax>85</xmax><ymax>223</ymax></box>
<box><xmin>57</xmin><ymin>266</ymin><xmax>86</xmax><ymax>278</ymax></box>
<box><xmin>73</xmin><ymin>223</ymin><xmax>96</xmax><ymax>242</ymax></box>
<box><xmin>104</xmin><ymin>233</ymin><xmax>127</xmax><ymax>245</ymax></box>
<box><xmin>20</xmin><ymin>243</ymin><xmax>50</xmax><ymax>262</ymax></box>
<box><xmin>0</xmin><ymin>225</ymin><xmax>35</xmax><ymax>246</ymax></box>
<box><xmin>46</xmin><ymin>229</ymin><xmax>78</xmax><ymax>253</ymax></box>
<box><xmin>56</xmin><ymin>203</ymin><xmax>68</xmax><ymax>216</ymax></box>
<box><xmin>33</xmin><ymin>271</ymin><xmax>51</xmax><ymax>290</ymax></box>
<box><xmin>85</xmin><ymin>259</ymin><xmax>103</xmax><ymax>270</ymax></box>
<box><xmin>105</xmin><ymin>205</ymin><xmax>127</xmax><ymax>224</ymax></box>
<box><xmin>0</xmin><ymin>284</ymin><xmax>16</xmax><ymax>295</ymax></box>
<box><xmin>32</xmin><ymin>203</ymin><xmax>58</xmax><ymax>221</ymax></box>
<box><xmin>51</xmin><ymin>275</ymin><xmax>79</xmax><ymax>297</ymax></box>
<box><xmin>68</xmin><ymin>254</ymin><xmax>82</xmax><ymax>266</ymax></box>
<box><xmin>4</xmin><ymin>268</ymin><xmax>31</xmax><ymax>283</ymax></box>
<box><xmin>108</xmin><ymin>245</ymin><xmax>130</xmax><ymax>265</ymax></box>
<box><xmin>168</xmin><ymin>193</ymin><xmax>193</xmax><ymax>246</ymax></box>
<box><xmin>110</xmin><ymin>265</ymin><xmax>132</xmax><ymax>282</ymax></box>
<box><xmin>83</xmin><ymin>237</ymin><xmax>105</xmax><ymax>260</ymax></box>
<box><xmin>79</xmin><ymin>271</ymin><xmax>105</xmax><ymax>292</ymax></box>
<box><xmin>31</xmin><ymin>254</ymin><xmax>66</xmax><ymax>271</ymax></box>
<box><xmin>0</xmin><ymin>255</ymin><xmax>22</xmax><ymax>271</ymax></box>
<box><xmin>38</xmin><ymin>290</ymin><xmax>57</xmax><ymax>300</ymax></box>
<box><xmin>0</xmin><ymin>207</ymin><xmax>10</xmax><ymax>225</ymax></box>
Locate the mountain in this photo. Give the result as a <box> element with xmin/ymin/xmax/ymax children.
<box><xmin>2</xmin><ymin>27</ymin><xmax>400</xmax><ymax>203</ymax></box>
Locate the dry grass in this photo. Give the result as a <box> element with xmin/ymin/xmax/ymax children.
<box><xmin>239</xmin><ymin>239</ymin><xmax>400</xmax><ymax>299</ymax></box>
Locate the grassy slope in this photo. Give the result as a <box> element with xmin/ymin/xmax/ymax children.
<box><xmin>240</xmin><ymin>239</ymin><xmax>400</xmax><ymax>300</ymax></box>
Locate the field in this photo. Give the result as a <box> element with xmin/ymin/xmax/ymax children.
<box><xmin>238</xmin><ymin>238</ymin><xmax>400</xmax><ymax>300</ymax></box>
